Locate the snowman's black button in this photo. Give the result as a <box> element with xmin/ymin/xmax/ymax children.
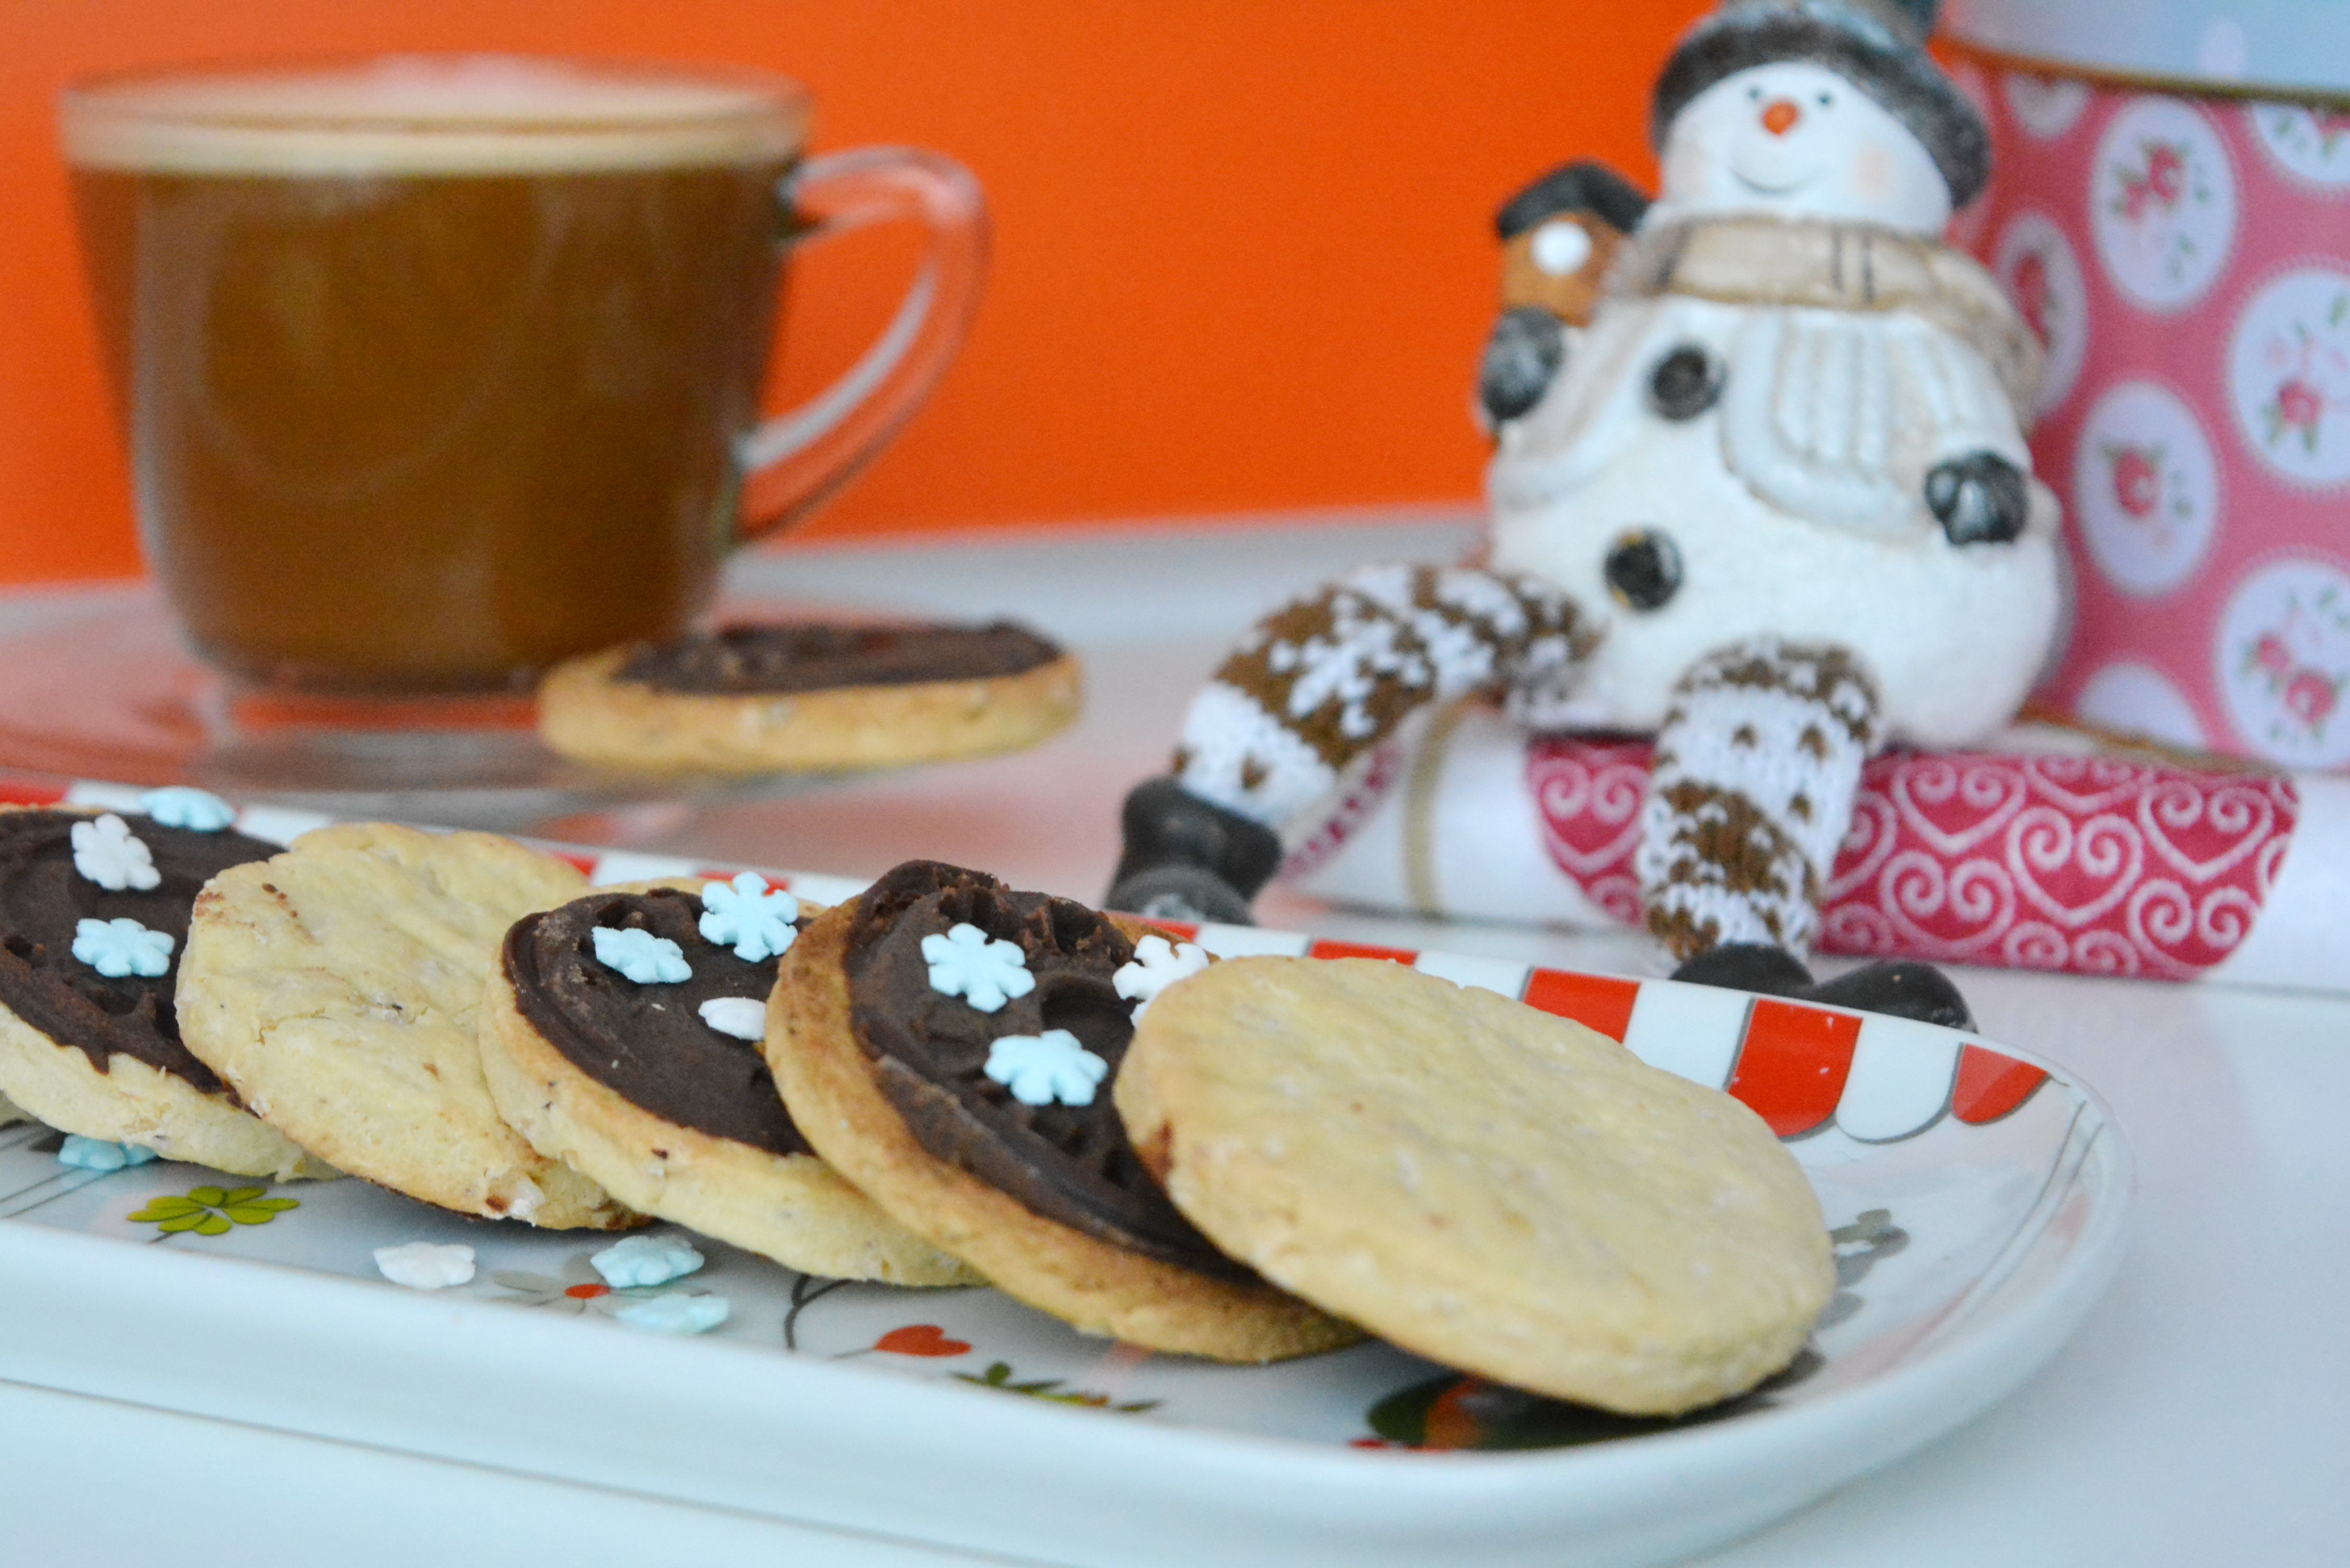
<box><xmin>1604</xmin><ymin>529</ymin><xmax>1681</xmax><ymax>612</ymax></box>
<box><xmin>1925</xmin><ymin>451</ymin><xmax>2029</xmax><ymax>545</ymax></box>
<box><xmin>1647</xmin><ymin>344</ymin><xmax>1723</xmax><ymax>421</ymax></box>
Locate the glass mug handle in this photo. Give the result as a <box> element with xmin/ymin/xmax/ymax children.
<box><xmin>734</xmin><ymin>146</ymin><xmax>988</xmax><ymax>537</ymax></box>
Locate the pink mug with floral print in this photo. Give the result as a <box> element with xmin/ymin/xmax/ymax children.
<box><xmin>1946</xmin><ymin>1</ymin><xmax>2350</xmax><ymax>770</ymax></box>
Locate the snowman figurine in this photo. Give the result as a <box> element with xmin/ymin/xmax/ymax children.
<box><xmin>1106</xmin><ymin>0</ymin><xmax>2058</xmax><ymax>1023</ymax></box>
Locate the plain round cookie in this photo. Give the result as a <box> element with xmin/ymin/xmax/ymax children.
<box><xmin>1116</xmin><ymin>957</ymin><xmax>1834</xmax><ymax>1414</ymax></box>
<box><xmin>0</xmin><ymin>998</ymin><xmax>331</xmax><ymax>1179</ymax></box>
<box><xmin>177</xmin><ymin>824</ymin><xmax>633</xmax><ymax>1228</ymax></box>
<box><xmin>538</xmin><ymin>643</ymin><xmax>1082</xmax><ymax>774</ymax></box>
<box><xmin>478</xmin><ymin>890</ymin><xmax>980</xmax><ymax>1286</ymax></box>
<box><xmin>766</xmin><ymin>901</ymin><xmax>1357</xmax><ymax>1362</ymax></box>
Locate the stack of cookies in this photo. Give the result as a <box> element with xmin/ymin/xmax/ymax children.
<box><xmin>767</xmin><ymin>859</ymin><xmax>1834</xmax><ymax>1412</ymax></box>
<box><xmin>174</xmin><ymin>815</ymin><xmax>974</xmax><ymax>1282</ymax></box>
<box><xmin>2</xmin><ymin>799</ymin><xmax>1834</xmax><ymax>1415</ymax></box>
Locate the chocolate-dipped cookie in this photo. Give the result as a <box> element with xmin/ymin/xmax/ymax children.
<box><xmin>479</xmin><ymin>878</ymin><xmax>978</xmax><ymax>1285</ymax></box>
<box><xmin>538</xmin><ymin>621</ymin><xmax>1081</xmax><ymax>774</ymax></box>
<box><xmin>0</xmin><ymin>803</ymin><xmax>331</xmax><ymax>1179</ymax></box>
<box><xmin>766</xmin><ymin>859</ymin><xmax>1356</xmax><ymax>1362</ymax></box>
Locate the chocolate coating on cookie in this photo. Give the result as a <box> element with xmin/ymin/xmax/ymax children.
<box><xmin>504</xmin><ymin>889</ymin><xmax>812</xmax><ymax>1157</ymax></box>
<box><xmin>617</xmin><ymin>622</ymin><xmax>1061</xmax><ymax>696</ymax></box>
<box><xmin>0</xmin><ymin>809</ymin><xmax>279</xmax><ymax>1094</ymax></box>
<box><xmin>842</xmin><ymin>860</ymin><xmax>1246</xmax><ymax>1280</ymax></box>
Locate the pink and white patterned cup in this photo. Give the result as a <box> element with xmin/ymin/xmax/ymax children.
<box><xmin>1946</xmin><ymin>3</ymin><xmax>2350</xmax><ymax>769</ymax></box>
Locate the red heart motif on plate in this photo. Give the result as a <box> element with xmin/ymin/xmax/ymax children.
<box><xmin>874</xmin><ymin>1324</ymin><xmax>972</xmax><ymax>1358</ymax></box>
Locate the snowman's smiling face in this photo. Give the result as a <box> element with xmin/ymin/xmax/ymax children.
<box><xmin>1653</xmin><ymin>61</ymin><xmax>1952</xmax><ymax>234</ymax></box>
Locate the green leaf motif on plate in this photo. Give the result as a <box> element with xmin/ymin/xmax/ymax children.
<box><xmin>954</xmin><ymin>1360</ymin><xmax>1159</xmax><ymax>1413</ymax></box>
<box><xmin>126</xmin><ymin>1184</ymin><xmax>300</xmax><ymax>1236</ymax></box>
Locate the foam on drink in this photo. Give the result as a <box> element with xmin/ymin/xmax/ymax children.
<box><xmin>62</xmin><ymin>55</ymin><xmax>806</xmax><ymax>175</ymax></box>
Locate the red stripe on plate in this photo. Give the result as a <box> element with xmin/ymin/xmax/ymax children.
<box><xmin>0</xmin><ymin>779</ymin><xmax>71</xmax><ymax>806</ymax></box>
<box><xmin>1951</xmin><ymin>1045</ymin><xmax>2049</xmax><ymax>1124</ymax></box>
<box><xmin>1519</xmin><ymin>970</ymin><xmax>1640</xmax><ymax>1042</ymax></box>
<box><xmin>1307</xmin><ymin>940</ymin><xmax>1418</xmax><ymax>963</ymax></box>
<box><xmin>1144</xmin><ymin>919</ymin><xmax>1200</xmax><ymax>940</ymax></box>
<box><xmin>1727</xmin><ymin>999</ymin><xmax>1863</xmax><ymax>1138</ymax></box>
<box><xmin>548</xmin><ymin>850</ymin><xmax>600</xmax><ymax>875</ymax></box>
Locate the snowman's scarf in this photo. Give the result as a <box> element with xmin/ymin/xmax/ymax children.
<box><xmin>1613</xmin><ymin>216</ymin><xmax>2043</xmax><ymax>416</ymax></box>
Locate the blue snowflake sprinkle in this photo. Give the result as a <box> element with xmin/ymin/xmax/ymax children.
<box><xmin>612</xmin><ymin>1293</ymin><xmax>730</xmax><ymax>1335</ymax></box>
<box><xmin>921</xmin><ymin>923</ymin><xmax>1035</xmax><ymax>1013</ymax></box>
<box><xmin>73</xmin><ymin>917</ymin><xmax>175</xmax><ymax>979</ymax></box>
<box><xmin>592</xmin><ymin>926</ymin><xmax>690</xmax><ymax>984</ymax></box>
<box><xmin>698</xmin><ymin>872</ymin><xmax>800</xmax><ymax>962</ymax></box>
<box><xmin>140</xmin><ymin>786</ymin><xmax>238</xmax><ymax>832</ymax></box>
<box><xmin>984</xmin><ymin>1029</ymin><xmax>1110</xmax><ymax>1107</ymax></box>
<box><xmin>591</xmin><ymin>1232</ymin><xmax>705</xmax><ymax>1288</ymax></box>
<box><xmin>57</xmin><ymin>1135</ymin><xmax>159</xmax><ymax>1171</ymax></box>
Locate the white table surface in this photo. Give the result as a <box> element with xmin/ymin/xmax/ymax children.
<box><xmin>3</xmin><ymin>517</ymin><xmax>2344</xmax><ymax>1566</ymax></box>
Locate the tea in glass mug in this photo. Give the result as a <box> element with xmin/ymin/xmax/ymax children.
<box><xmin>63</xmin><ymin>56</ymin><xmax>985</xmax><ymax>694</ymax></box>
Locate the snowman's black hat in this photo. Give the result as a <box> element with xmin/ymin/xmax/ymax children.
<box><xmin>1651</xmin><ymin>0</ymin><xmax>1989</xmax><ymax>209</ymax></box>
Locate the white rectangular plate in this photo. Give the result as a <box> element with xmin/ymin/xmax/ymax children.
<box><xmin>0</xmin><ymin>787</ymin><xmax>2131</xmax><ymax>1568</ymax></box>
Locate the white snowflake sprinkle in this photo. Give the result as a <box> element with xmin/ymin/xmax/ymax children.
<box><xmin>921</xmin><ymin>923</ymin><xmax>1035</xmax><ymax>1013</ymax></box>
<box><xmin>56</xmin><ymin>1135</ymin><xmax>158</xmax><ymax>1171</ymax></box>
<box><xmin>71</xmin><ymin>814</ymin><xmax>160</xmax><ymax>892</ymax></box>
<box><xmin>139</xmin><ymin>786</ymin><xmax>238</xmax><ymax>832</ymax></box>
<box><xmin>72</xmin><ymin>917</ymin><xmax>174</xmax><ymax>978</ymax></box>
<box><xmin>505</xmin><ymin>1177</ymin><xmax>546</xmax><ymax>1224</ymax></box>
<box><xmin>697</xmin><ymin>996</ymin><xmax>768</xmax><ymax>1041</ymax></box>
<box><xmin>592</xmin><ymin>1232</ymin><xmax>705</xmax><ymax>1288</ymax></box>
<box><xmin>698</xmin><ymin>872</ymin><xmax>800</xmax><ymax>962</ymax></box>
<box><xmin>984</xmin><ymin>1029</ymin><xmax>1109</xmax><ymax>1106</ymax></box>
<box><xmin>612</xmin><ymin>1293</ymin><xmax>730</xmax><ymax>1334</ymax></box>
<box><xmin>592</xmin><ymin>926</ymin><xmax>690</xmax><ymax>984</ymax></box>
<box><xmin>374</xmin><ymin>1242</ymin><xmax>476</xmax><ymax>1290</ymax></box>
<box><xmin>1111</xmin><ymin>935</ymin><xmax>1209</xmax><ymax>1019</ymax></box>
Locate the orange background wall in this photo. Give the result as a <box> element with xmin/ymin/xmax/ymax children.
<box><xmin>0</xmin><ymin>0</ymin><xmax>1709</xmax><ymax>583</ymax></box>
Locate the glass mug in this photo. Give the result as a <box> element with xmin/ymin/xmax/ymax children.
<box><xmin>61</xmin><ymin>55</ymin><xmax>985</xmax><ymax>694</ymax></box>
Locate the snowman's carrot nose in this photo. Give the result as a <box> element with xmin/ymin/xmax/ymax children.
<box><xmin>1761</xmin><ymin>99</ymin><xmax>1802</xmax><ymax>136</ymax></box>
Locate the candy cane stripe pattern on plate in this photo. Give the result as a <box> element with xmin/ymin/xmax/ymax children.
<box><xmin>0</xmin><ymin>773</ymin><xmax>2047</xmax><ymax>1145</ymax></box>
